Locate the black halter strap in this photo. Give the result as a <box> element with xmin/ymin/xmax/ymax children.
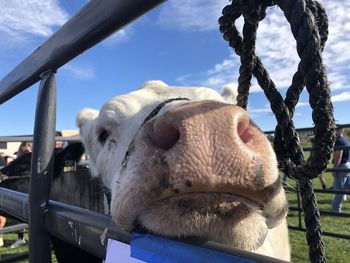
<box><xmin>104</xmin><ymin>97</ymin><xmax>191</xmax><ymax>213</ymax></box>
<box><xmin>141</xmin><ymin>97</ymin><xmax>191</xmax><ymax>126</ymax></box>
<box><xmin>121</xmin><ymin>97</ymin><xmax>190</xmax><ymax>169</ymax></box>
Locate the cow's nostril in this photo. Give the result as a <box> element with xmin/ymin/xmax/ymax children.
<box><xmin>150</xmin><ymin>121</ymin><xmax>180</xmax><ymax>150</ymax></box>
<box><xmin>237</xmin><ymin>120</ymin><xmax>253</xmax><ymax>144</ymax></box>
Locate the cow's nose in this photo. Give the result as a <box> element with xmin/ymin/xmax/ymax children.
<box><xmin>142</xmin><ymin>99</ymin><xmax>281</xmax><ymax>208</ymax></box>
<box><xmin>147</xmin><ymin>100</ymin><xmax>251</xmax><ymax>151</ymax></box>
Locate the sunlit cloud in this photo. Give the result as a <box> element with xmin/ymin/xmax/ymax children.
<box><xmin>248</xmin><ymin>107</ymin><xmax>271</xmax><ymax>114</ymax></box>
<box><xmin>158</xmin><ymin>0</ymin><xmax>227</xmax><ymax>31</ymax></box>
<box><xmin>331</xmin><ymin>92</ymin><xmax>350</xmax><ymax>102</ymax></box>
<box><xmin>61</xmin><ymin>64</ymin><xmax>95</xmax><ymax>80</ymax></box>
<box><xmin>0</xmin><ymin>0</ymin><xmax>68</xmax><ymax>39</ymax></box>
<box><xmin>168</xmin><ymin>1</ymin><xmax>350</xmax><ymax>94</ymax></box>
<box><xmin>101</xmin><ymin>29</ymin><xmax>132</xmax><ymax>47</ymax></box>
<box><xmin>0</xmin><ymin>0</ymin><xmax>68</xmax><ymax>53</ymax></box>
<box><xmin>296</xmin><ymin>102</ymin><xmax>310</xmax><ymax>108</ymax></box>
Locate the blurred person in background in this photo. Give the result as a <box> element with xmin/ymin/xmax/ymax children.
<box><xmin>7</xmin><ymin>142</ymin><xmax>32</xmax><ymax>248</ymax></box>
<box><xmin>331</xmin><ymin>127</ymin><xmax>350</xmax><ymax>212</ymax></box>
<box><xmin>0</xmin><ymin>216</ymin><xmax>5</xmax><ymax>247</ymax></box>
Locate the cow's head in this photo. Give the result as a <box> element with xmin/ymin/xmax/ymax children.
<box><xmin>77</xmin><ymin>81</ymin><xmax>288</xmax><ymax>251</ymax></box>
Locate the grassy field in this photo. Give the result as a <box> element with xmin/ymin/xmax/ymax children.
<box><xmin>0</xmin><ymin>219</ymin><xmax>57</xmax><ymax>263</ymax></box>
<box><xmin>286</xmin><ymin>172</ymin><xmax>350</xmax><ymax>263</ymax></box>
<box><xmin>0</xmin><ymin>232</ymin><xmax>29</xmax><ymax>263</ymax></box>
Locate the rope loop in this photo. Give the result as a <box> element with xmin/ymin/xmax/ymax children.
<box><xmin>219</xmin><ymin>0</ymin><xmax>335</xmax><ymax>181</ymax></box>
<box><xmin>219</xmin><ymin>1</ymin><xmax>335</xmax><ymax>262</ymax></box>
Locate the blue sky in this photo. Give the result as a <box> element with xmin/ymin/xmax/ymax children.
<box><xmin>0</xmin><ymin>0</ymin><xmax>349</xmax><ymax>136</ymax></box>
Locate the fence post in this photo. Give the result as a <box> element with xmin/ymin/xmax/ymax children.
<box><xmin>29</xmin><ymin>71</ymin><xmax>56</xmax><ymax>263</ymax></box>
<box><xmin>297</xmin><ymin>183</ymin><xmax>303</xmax><ymax>229</ymax></box>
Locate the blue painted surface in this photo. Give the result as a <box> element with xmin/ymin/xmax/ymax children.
<box><xmin>130</xmin><ymin>233</ymin><xmax>256</xmax><ymax>263</ymax></box>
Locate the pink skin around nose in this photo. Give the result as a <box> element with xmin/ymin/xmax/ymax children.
<box><xmin>112</xmin><ymin>100</ymin><xmax>286</xmax><ymax>240</ymax></box>
<box><xmin>145</xmin><ymin>100</ymin><xmax>279</xmax><ymax>204</ymax></box>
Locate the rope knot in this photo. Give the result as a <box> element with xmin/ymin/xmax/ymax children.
<box><xmin>241</xmin><ymin>0</ymin><xmax>270</xmax><ymax>24</ymax></box>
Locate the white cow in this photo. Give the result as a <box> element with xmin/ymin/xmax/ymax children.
<box><xmin>77</xmin><ymin>81</ymin><xmax>290</xmax><ymax>261</ymax></box>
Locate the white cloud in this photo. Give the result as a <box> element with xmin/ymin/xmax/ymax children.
<box><xmin>248</xmin><ymin>100</ymin><xmax>313</xmax><ymax>118</ymax></box>
<box><xmin>0</xmin><ymin>0</ymin><xmax>68</xmax><ymax>43</ymax></box>
<box><xmin>158</xmin><ymin>0</ymin><xmax>227</xmax><ymax>31</ymax></box>
<box><xmin>247</xmin><ymin>106</ymin><xmax>275</xmax><ymax>119</ymax></box>
<box><xmin>331</xmin><ymin>92</ymin><xmax>350</xmax><ymax>102</ymax></box>
<box><xmin>248</xmin><ymin>107</ymin><xmax>271</xmax><ymax>114</ymax></box>
<box><xmin>172</xmin><ymin>1</ymin><xmax>350</xmax><ymax>96</ymax></box>
<box><xmin>61</xmin><ymin>64</ymin><xmax>95</xmax><ymax>80</ymax></box>
<box><xmin>296</xmin><ymin>102</ymin><xmax>310</xmax><ymax>108</ymax></box>
<box><xmin>101</xmin><ymin>29</ymin><xmax>132</xmax><ymax>47</ymax></box>
<box><xmin>247</xmin><ymin>89</ymin><xmax>350</xmax><ymax>119</ymax></box>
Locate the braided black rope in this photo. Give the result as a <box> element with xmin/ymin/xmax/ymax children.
<box><xmin>219</xmin><ymin>1</ymin><xmax>336</xmax><ymax>262</ymax></box>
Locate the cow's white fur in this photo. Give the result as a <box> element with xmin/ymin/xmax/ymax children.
<box><xmin>77</xmin><ymin>81</ymin><xmax>290</xmax><ymax>261</ymax></box>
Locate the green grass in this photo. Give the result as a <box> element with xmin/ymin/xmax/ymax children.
<box><xmin>0</xmin><ymin>222</ymin><xmax>57</xmax><ymax>263</ymax></box>
<box><xmin>286</xmin><ymin>172</ymin><xmax>350</xmax><ymax>263</ymax></box>
<box><xmin>0</xmin><ymin>232</ymin><xmax>29</xmax><ymax>263</ymax></box>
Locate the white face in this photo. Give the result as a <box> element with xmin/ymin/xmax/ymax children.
<box><xmin>77</xmin><ymin>80</ymin><xmax>288</xmax><ymax>252</ymax></box>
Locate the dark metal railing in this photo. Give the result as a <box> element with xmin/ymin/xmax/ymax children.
<box><xmin>0</xmin><ymin>136</ymin><xmax>81</xmax><ymax>143</ymax></box>
<box><xmin>28</xmin><ymin>71</ymin><xmax>57</xmax><ymax>262</ymax></box>
<box><xmin>265</xmin><ymin>124</ymin><xmax>350</xmax><ymax>135</ymax></box>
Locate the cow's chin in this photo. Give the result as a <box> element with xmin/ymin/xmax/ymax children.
<box><xmin>136</xmin><ymin>193</ymin><xmax>269</xmax><ymax>251</ymax></box>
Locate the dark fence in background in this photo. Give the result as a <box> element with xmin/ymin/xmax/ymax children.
<box><xmin>269</xmin><ymin>128</ymin><xmax>350</xmax><ymax>240</ymax></box>
<box><xmin>285</xmin><ymin>177</ymin><xmax>350</xmax><ymax>240</ymax></box>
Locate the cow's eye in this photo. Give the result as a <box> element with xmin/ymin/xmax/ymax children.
<box><xmin>98</xmin><ymin>129</ymin><xmax>110</xmax><ymax>145</ymax></box>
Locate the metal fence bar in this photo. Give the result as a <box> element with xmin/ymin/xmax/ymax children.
<box><xmin>289</xmin><ymin>206</ymin><xmax>350</xmax><ymax>218</ymax></box>
<box><xmin>0</xmin><ymin>0</ymin><xmax>166</xmax><ymax>104</ymax></box>
<box><xmin>296</xmin><ymin>186</ymin><xmax>303</xmax><ymax>229</ymax></box>
<box><xmin>0</xmin><ymin>188</ymin><xmax>29</xmax><ymax>221</ymax></box>
<box><xmin>0</xmin><ymin>136</ymin><xmax>81</xmax><ymax>143</ymax></box>
<box><xmin>265</xmin><ymin>123</ymin><xmax>350</xmax><ymax>134</ymax></box>
<box><xmin>0</xmin><ymin>136</ymin><xmax>33</xmax><ymax>142</ymax></box>
<box><xmin>303</xmin><ymin>145</ymin><xmax>350</xmax><ymax>151</ymax></box>
<box><xmin>28</xmin><ymin>71</ymin><xmax>56</xmax><ymax>263</ymax></box>
<box><xmin>313</xmin><ymin>188</ymin><xmax>350</xmax><ymax>194</ymax></box>
<box><xmin>0</xmin><ymin>223</ymin><xmax>28</xmax><ymax>234</ymax></box>
<box><xmin>46</xmin><ymin>200</ymin><xmax>130</xmax><ymax>259</ymax></box>
<box><xmin>325</xmin><ymin>168</ymin><xmax>350</xmax><ymax>173</ymax></box>
<box><xmin>0</xmin><ymin>188</ymin><xmax>288</xmax><ymax>263</ymax></box>
<box><xmin>288</xmin><ymin>226</ymin><xmax>350</xmax><ymax>240</ymax></box>
<box><xmin>285</xmin><ymin>186</ymin><xmax>350</xmax><ymax>195</ymax></box>
<box><xmin>0</xmin><ymin>253</ymin><xmax>29</xmax><ymax>263</ymax></box>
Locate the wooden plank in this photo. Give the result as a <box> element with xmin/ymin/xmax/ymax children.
<box><xmin>0</xmin><ymin>0</ymin><xmax>166</xmax><ymax>104</ymax></box>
